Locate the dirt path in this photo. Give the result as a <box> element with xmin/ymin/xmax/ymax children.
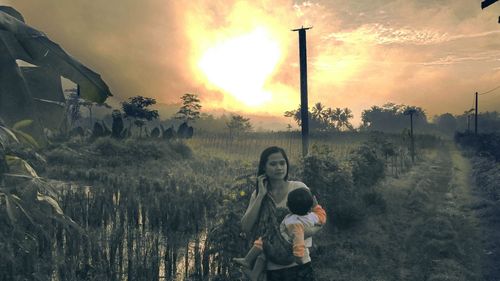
<box><xmin>316</xmin><ymin>144</ymin><xmax>484</xmax><ymax>281</ymax></box>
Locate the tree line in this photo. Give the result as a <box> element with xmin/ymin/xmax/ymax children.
<box><xmin>61</xmin><ymin>90</ymin><xmax>500</xmax><ymax>140</ymax></box>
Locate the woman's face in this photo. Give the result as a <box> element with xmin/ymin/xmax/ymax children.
<box><xmin>264</xmin><ymin>152</ymin><xmax>287</xmax><ymax>180</ymax></box>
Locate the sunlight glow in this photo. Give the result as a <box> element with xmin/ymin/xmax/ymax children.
<box><xmin>198</xmin><ymin>27</ymin><xmax>281</xmax><ymax>106</ymax></box>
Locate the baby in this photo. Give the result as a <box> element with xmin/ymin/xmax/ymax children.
<box><xmin>234</xmin><ymin>187</ymin><xmax>326</xmax><ymax>281</ymax></box>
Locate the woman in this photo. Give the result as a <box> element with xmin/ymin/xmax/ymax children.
<box><xmin>241</xmin><ymin>146</ymin><xmax>323</xmax><ymax>281</ymax></box>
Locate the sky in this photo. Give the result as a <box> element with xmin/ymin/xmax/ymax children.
<box><xmin>2</xmin><ymin>0</ymin><xmax>500</xmax><ymax>127</ymax></box>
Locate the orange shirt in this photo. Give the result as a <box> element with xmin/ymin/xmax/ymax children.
<box><xmin>281</xmin><ymin>205</ymin><xmax>327</xmax><ymax>257</ymax></box>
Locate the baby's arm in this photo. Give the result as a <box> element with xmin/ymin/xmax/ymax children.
<box><xmin>304</xmin><ymin>197</ymin><xmax>327</xmax><ymax>238</ymax></box>
<box><xmin>285</xmin><ymin>223</ymin><xmax>306</xmax><ymax>265</ymax></box>
<box><xmin>311</xmin><ymin>204</ymin><xmax>327</xmax><ymax>225</ymax></box>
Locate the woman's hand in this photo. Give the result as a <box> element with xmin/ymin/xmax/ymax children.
<box><xmin>257</xmin><ymin>174</ymin><xmax>268</xmax><ymax>197</ymax></box>
<box><xmin>241</xmin><ymin>175</ymin><xmax>268</xmax><ymax>234</ymax></box>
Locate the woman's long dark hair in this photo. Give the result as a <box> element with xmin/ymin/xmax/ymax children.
<box><xmin>255</xmin><ymin>146</ymin><xmax>290</xmax><ymax>196</ymax></box>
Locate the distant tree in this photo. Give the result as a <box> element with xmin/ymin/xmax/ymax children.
<box><xmin>481</xmin><ymin>111</ymin><xmax>500</xmax><ymax>132</ymax></box>
<box><xmin>111</xmin><ymin>110</ymin><xmax>124</xmax><ymax>139</ymax></box>
<box><xmin>175</xmin><ymin>93</ymin><xmax>202</xmax><ymax>124</ymax></box>
<box><xmin>285</xmin><ymin>104</ymin><xmax>330</xmax><ymax>131</ymax></box>
<box><xmin>226</xmin><ymin>115</ymin><xmax>252</xmax><ymax>137</ymax></box>
<box><xmin>284</xmin><ymin>105</ymin><xmax>303</xmax><ymax>126</ymax></box>
<box><xmin>311</xmin><ymin>102</ymin><xmax>326</xmax><ymax>121</ymax></box>
<box><xmin>81</xmin><ymin>100</ymin><xmax>111</xmax><ymax>129</ymax></box>
<box><xmin>434</xmin><ymin>113</ymin><xmax>457</xmax><ymax>137</ymax></box>
<box><xmin>121</xmin><ymin>96</ymin><xmax>159</xmax><ymax>137</ymax></box>
<box><xmin>177</xmin><ymin>122</ymin><xmax>194</xmax><ymax>139</ymax></box>
<box><xmin>188</xmin><ymin>113</ymin><xmax>230</xmax><ymax>134</ymax></box>
<box><xmin>326</xmin><ymin>107</ymin><xmax>354</xmax><ymax>131</ymax></box>
<box><xmin>360</xmin><ymin>103</ymin><xmax>427</xmax><ymax>132</ymax></box>
<box><xmin>285</xmin><ymin>103</ymin><xmax>353</xmax><ymax>131</ymax></box>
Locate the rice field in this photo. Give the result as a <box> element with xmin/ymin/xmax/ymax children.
<box><xmin>2</xmin><ymin>131</ymin><xmax>428</xmax><ymax>281</ymax></box>
<box><xmin>186</xmin><ymin>132</ymin><xmax>367</xmax><ymax>162</ymax></box>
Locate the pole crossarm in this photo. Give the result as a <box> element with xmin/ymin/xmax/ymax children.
<box><xmin>482</xmin><ymin>0</ymin><xmax>499</xmax><ymax>9</ymax></box>
<box><xmin>291</xmin><ymin>26</ymin><xmax>312</xmax><ymax>32</ymax></box>
<box><xmin>481</xmin><ymin>0</ymin><xmax>500</xmax><ymax>24</ymax></box>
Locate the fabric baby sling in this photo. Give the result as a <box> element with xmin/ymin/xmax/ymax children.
<box><xmin>251</xmin><ymin>193</ymin><xmax>295</xmax><ymax>265</ymax></box>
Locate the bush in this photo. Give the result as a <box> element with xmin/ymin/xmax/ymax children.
<box><xmin>350</xmin><ymin>144</ymin><xmax>385</xmax><ymax>188</ymax></box>
<box><xmin>301</xmin><ymin>146</ymin><xmax>363</xmax><ymax>228</ymax></box>
<box><xmin>92</xmin><ymin>137</ymin><xmax>126</xmax><ymax>156</ymax></box>
<box><xmin>124</xmin><ymin>139</ymin><xmax>164</xmax><ymax>160</ymax></box>
<box><xmin>455</xmin><ymin>132</ymin><xmax>500</xmax><ymax>162</ymax></box>
<box><xmin>362</xmin><ymin>191</ymin><xmax>387</xmax><ymax>213</ymax></box>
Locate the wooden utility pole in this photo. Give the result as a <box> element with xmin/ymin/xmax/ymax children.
<box><xmin>292</xmin><ymin>26</ymin><xmax>312</xmax><ymax>157</ymax></box>
<box><xmin>475</xmin><ymin>92</ymin><xmax>478</xmax><ymax>135</ymax></box>
<box><xmin>410</xmin><ymin>113</ymin><xmax>415</xmax><ymax>163</ymax></box>
<box><xmin>404</xmin><ymin>108</ymin><xmax>417</xmax><ymax>163</ymax></box>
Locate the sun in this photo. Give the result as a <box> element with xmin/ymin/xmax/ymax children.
<box><xmin>198</xmin><ymin>27</ymin><xmax>281</xmax><ymax>107</ymax></box>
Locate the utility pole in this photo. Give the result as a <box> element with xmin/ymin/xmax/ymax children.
<box><xmin>404</xmin><ymin>108</ymin><xmax>417</xmax><ymax>163</ymax></box>
<box><xmin>475</xmin><ymin>92</ymin><xmax>478</xmax><ymax>135</ymax></box>
<box><xmin>292</xmin><ymin>26</ymin><xmax>312</xmax><ymax>157</ymax></box>
<box><xmin>410</xmin><ymin>113</ymin><xmax>414</xmax><ymax>163</ymax></box>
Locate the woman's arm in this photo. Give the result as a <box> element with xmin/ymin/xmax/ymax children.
<box><xmin>241</xmin><ymin>176</ymin><xmax>267</xmax><ymax>234</ymax></box>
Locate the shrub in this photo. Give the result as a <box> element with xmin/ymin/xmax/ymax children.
<box><xmin>301</xmin><ymin>146</ymin><xmax>363</xmax><ymax>228</ymax></box>
<box><xmin>350</xmin><ymin>144</ymin><xmax>385</xmax><ymax>188</ymax></box>
<box><xmin>124</xmin><ymin>139</ymin><xmax>164</xmax><ymax>160</ymax></box>
<box><xmin>92</xmin><ymin>137</ymin><xmax>126</xmax><ymax>156</ymax></box>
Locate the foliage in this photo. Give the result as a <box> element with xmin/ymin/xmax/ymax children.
<box><xmin>226</xmin><ymin>114</ymin><xmax>252</xmax><ymax>137</ymax></box>
<box><xmin>360</xmin><ymin>103</ymin><xmax>428</xmax><ymax>132</ymax></box>
<box><xmin>122</xmin><ymin>96</ymin><xmax>159</xmax><ymax>136</ymax></box>
<box><xmin>301</xmin><ymin>145</ymin><xmax>363</xmax><ymax>228</ymax></box>
<box><xmin>175</xmin><ymin>93</ymin><xmax>202</xmax><ymax>123</ymax></box>
<box><xmin>284</xmin><ymin>103</ymin><xmax>354</xmax><ymax>131</ymax></box>
<box><xmin>434</xmin><ymin>113</ymin><xmax>458</xmax><ymax>137</ymax></box>
<box><xmin>455</xmin><ymin>132</ymin><xmax>500</xmax><ymax>162</ymax></box>
<box><xmin>454</xmin><ymin>111</ymin><xmax>500</xmax><ymax>133</ymax></box>
<box><xmin>350</xmin><ymin>144</ymin><xmax>385</xmax><ymax>188</ymax></box>
<box><xmin>0</xmin><ymin>120</ymin><xmax>83</xmax><ymax>281</ymax></box>
<box><xmin>111</xmin><ymin>109</ymin><xmax>125</xmax><ymax>139</ymax></box>
<box><xmin>301</xmin><ymin>137</ymin><xmax>389</xmax><ymax>229</ymax></box>
<box><xmin>41</xmin><ymin>137</ymin><xmax>255</xmax><ymax>281</ymax></box>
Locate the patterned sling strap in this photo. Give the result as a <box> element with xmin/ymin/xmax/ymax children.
<box><xmin>251</xmin><ymin>194</ymin><xmax>294</xmax><ymax>265</ymax></box>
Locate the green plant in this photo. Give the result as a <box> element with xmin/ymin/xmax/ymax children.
<box><xmin>0</xmin><ymin>120</ymin><xmax>83</xmax><ymax>281</ymax></box>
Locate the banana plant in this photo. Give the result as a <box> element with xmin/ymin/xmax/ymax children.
<box><xmin>0</xmin><ymin>119</ymin><xmax>84</xmax><ymax>235</ymax></box>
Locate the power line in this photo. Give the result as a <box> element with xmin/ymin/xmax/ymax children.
<box><xmin>480</xmin><ymin>84</ymin><xmax>500</xmax><ymax>95</ymax></box>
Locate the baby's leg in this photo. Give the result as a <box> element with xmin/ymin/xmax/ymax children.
<box><xmin>233</xmin><ymin>237</ymin><xmax>263</xmax><ymax>268</ymax></box>
<box><xmin>242</xmin><ymin>253</ymin><xmax>266</xmax><ymax>281</ymax></box>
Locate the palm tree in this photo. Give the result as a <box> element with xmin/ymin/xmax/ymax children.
<box><xmin>404</xmin><ymin>107</ymin><xmax>418</xmax><ymax>163</ymax></box>
<box><xmin>339</xmin><ymin>108</ymin><xmax>354</xmax><ymax>131</ymax></box>
<box><xmin>311</xmin><ymin>102</ymin><xmax>325</xmax><ymax>120</ymax></box>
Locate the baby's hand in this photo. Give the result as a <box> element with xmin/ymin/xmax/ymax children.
<box><xmin>312</xmin><ymin>195</ymin><xmax>318</xmax><ymax>208</ymax></box>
